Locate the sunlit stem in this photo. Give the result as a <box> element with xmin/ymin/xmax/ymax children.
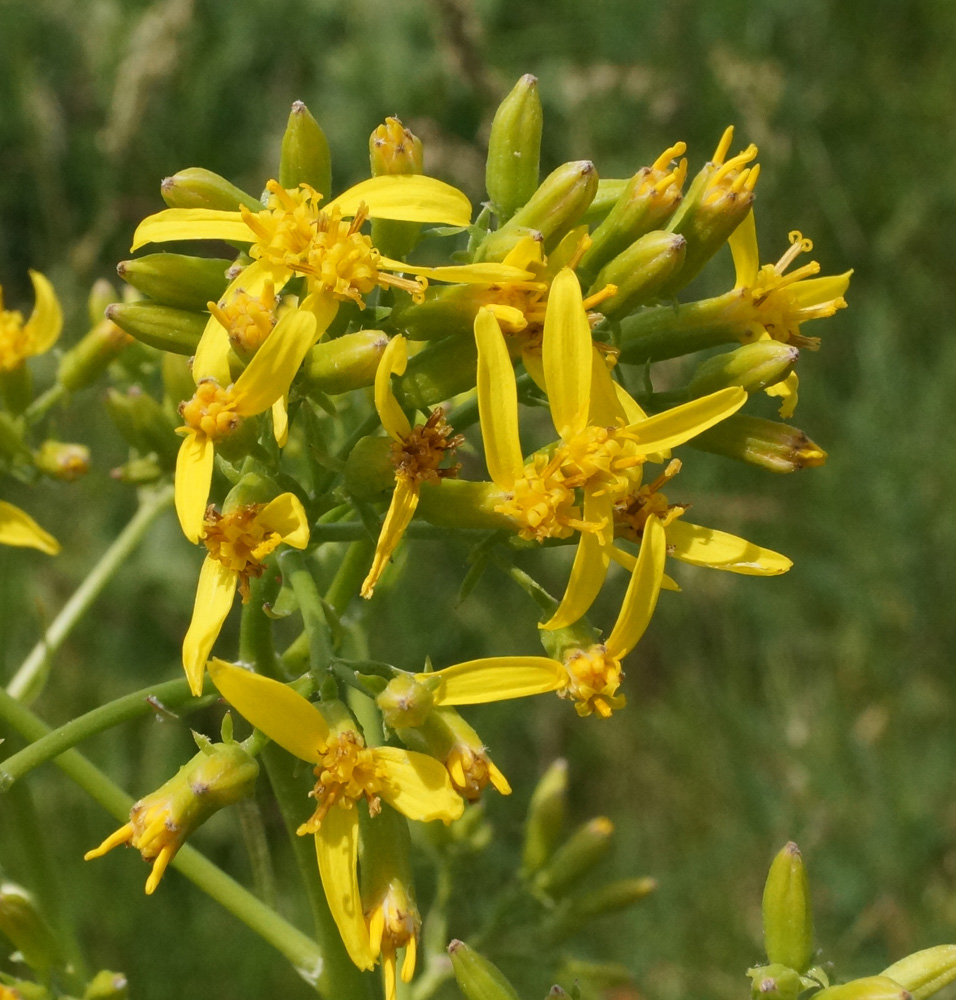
<box><xmin>279</xmin><ymin>550</ymin><xmax>334</xmax><ymax>683</ymax></box>
<box><xmin>23</xmin><ymin>383</ymin><xmax>67</xmax><ymax>424</ymax></box>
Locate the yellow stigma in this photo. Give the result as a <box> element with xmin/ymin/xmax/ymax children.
<box><xmin>390</xmin><ymin>409</ymin><xmax>463</xmax><ymax>485</ymax></box>
<box><xmin>614</xmin><ymin>458</ymin><xmax>687</xmax><ymax>538</ymax></box>
<box><xmin>446</xmin><ymin>745</ymin><xmax>511</xmax><ymax>801</ymax></box>
<box><xmin>561</xmin><ymin>645</ymin><xmax>627</xmax><ymax>719</ymax></box>
<box><xmin>208</xmin><ymin>282</ymin><xmax>277</xmax><ymax>356</ymax></box>
<box><xmin>0</xmin><ymin>302</ymin><xmax>29</xmax><ymax>373</ymax></box>
<box><xmin>178</xmin><ymin>381</ymin><xmax>243</xmax><ymax>441</ymax></box>
<box><xmin>639</xmin><ymin>141</ymin><xmax>689</xmax><ymax>207</ymax></box>
<box><xmin>704</xmin><ymin>133</ymin><xmax>759</xmax><ymax>206</ymax></box>
<box><xmin>202</xmin><ymin>504</ymin><xmax>285</xmax><ymax>601</ymax></box>
<box><xmin>297</xmin><ymin>732</ymin><xmax>386</xmax><ymax>836</ymax></box>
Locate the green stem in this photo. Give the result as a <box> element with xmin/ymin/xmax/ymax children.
<box><xmin>324</xmin><ymin>538</ymin><xmax>375</xmax><ymax>616</ymax></box>
<box><xmin>310</xmin><ymin>522</ymin><xmax>486</xmax><ymax>543</ymax></box>
<box><xmin>280</xmin><ymin>550</ymin><xmax>334</xmax><ymax>682</ymax></box>
<box><xmin>23</xmin><ymin>383</ymin><xmax>67</xmax><ymax>424</ymax></box>
<box><xmin>5</xmin><ymin>484</ymin><xmax>174</xmax><ymax>702</ymax></box>
<box><xmin>0</xmin><ymin>686</ymin><xmax>327</xmax><ymax>987</ymax></box>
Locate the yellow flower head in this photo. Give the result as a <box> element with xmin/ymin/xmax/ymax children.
<box><xmin>0</xmin><ymin>500</ymin><xmax>60</xmax><ymax>555</ymax></box>
<box><xmin>207</xmin><ymin>280</ymin><xmax>278</xmax><ymax>357</ymax></box>
<box><xmin>0</xmin><ymin>271</ymin><xmax>62</xmax><ymax>374</ymax></box>
<box><xmin>366</xmin><ymin>881</ymin><xmax>420</xmax><ymax>1000</ymax></box>
<box><xmin>701</xmin><ymin>125</ymin><xmax>760</xmax><ymax>208</ymax></box>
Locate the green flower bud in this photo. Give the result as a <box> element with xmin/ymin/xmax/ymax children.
<box><xmin>475</xmin><ymin>161</ymin><xmax>598</xmax><ymax>262</ymax></box>
<box><xmin>279</xmin><ymin>101</ymin><xmax>332</xmax><ymax>198</ymax></box>
<box><xmin>416</xmin><ymin>479</ymin><xmax>515</xmax><ymax>532</ymax></box>
<box><xmin>103</xmin><ymin>387</ymin><xmax>179</xmax><ymax>465</ymax></box>
<box><xmin>0</xmin><ymin>882</ymin><xmax>62</xmax><ymax>974</ymax></box>
<box><xmin>377</xmin><ymin>674</ymin><xmax>437</xmax><ymax>730</ymax></box>
<box><xmin>160</xmin><ymin>167</ymin><xmax>262</xmax><ymax>212</ymax></box>
<box><xmin>369</xmin><ymin>117</ymin><xmax>424</xmax><ymax>260</ymax></box>
<box><xmin>87</xmin><ymin>279</ymin><xmax>117</xmax><ymax>325</ymax></box>
<box><xmin>161</xmin><ymin>352</ymin><xmax>196</xmax><ymax>411</ymax></box>
<box><xmin>299</xmin><ymin>330</ymin><xmax>388</xmax><ymax>396</ymax></box>
<box><xmin>448</xmin><ymin>940</ymin><xmax>521</xmax><ymax>1000</ymax></box>
<box><xmin>33</xmin><ymin>440</ymin><xmax>90</xmax><ymax>481</ymax></box>
<box><xmin>395</xmin><ymin>335</ymin><xmax>478</xmax><ymax>410</ymax></box>
<box><xmin>57</xmin><ymin>317</ymin><xmax>131</xmax><ymax>392</ymax></box>
<box><xmin>590</xmin><ymin>230</ymin><xmax>687</xmax><ymax>318</ymax></box>
<box><xmin>534</xmin><ymin>817</ymin><xmax>615</xmax><ymax>897</ymax></box>
<box><xmin>687</xmin><ymin>341</ymin><xmax>798</xmax><ymax>398</ymax></box>
<box><xmin>486</xmin><ymin>74</ymin><xmax>543</xmax><ymax>223</ymax></box>
<box><xmin>522</xmin><ymin>758</ymin><xmax>568</xmax><ymax>875</ymax></box>
<box><xmin>117</xmin><ymin>254</ymin><xmax>232</xmax><ymax>312</ymax></box>
<box><xmin>881</xmin><ymin>946</ymin><xmax>956</xmax><ymax>1000</ymax></box>
<box><xmin>106</xmin><ymin>301</ymin><xmax>206</xmax><ymax>356</ymax></box>
<box><xmin>110</xmin><ymin>456</ymin><xmax>164</xmax><ymax>484</ymax></box>
<box><xmin>1</xmin><ymin>979</ymin><xmax>51</xmax><ymax>1000</ymax></box>
<box><xmin>0</xmin><ymin>412</ymin><xmax>31</xmax><ymax>462</ymax></box>
<box><xmin>390</xmin><ymin>284</ymin><xmax>487</xmax><ymax>341</ymax></box>
<box><xmin>581</xmin><ymin>178</ymin><xmax>627</xmax><ymax>224</ymax></box>
<box><xmin>746</xmin><ymin>964</ymin><xmax>805</xmax><ymax>1000</ymax></box>
<box><xmin>83</xmin><ymin>970</ymin><xmax>130</xmax><ymax>1000</ymax></box>
<box><xmin>547</xmin><ymin>876</ymin><xmax>656</xmax><ymax>941</ymax></box>
<box><xmin>812</xmin><ymin>977</ymin><xmax>912</xmax><ymax>1000</ymax></box>
<box><xmin>344</xmin><ymin>435</ymin><xmax>395</xmax><ymax>501</ymax></box>
<box><xmin>691</xmin><ymin>414</ymin><xmax>827</xmax><ymax>473</ymax></box>
<box><xmin>762</xmin><ymin>842</ymin><xmax>813</xmax><ymax>973</ymax></box>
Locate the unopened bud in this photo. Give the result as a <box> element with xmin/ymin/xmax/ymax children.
<box><xmin>369</xmin><ymin>117</ymin><xmax>424</xmax><ymax>259</ymax></box>
<box><xmin>691</xmin><ymin>414</ymin><xmax>827</xmax><ymax>473</ymax></box>
<box><xmin>534</xmin><ymin>817</ymin><xmax>614</xmax><ymax>897</ymax></box>
<box><xmin>110</xmin><ymin>456</ymin><xmax>164</xmax><ymax>484</ymax></box>
<box><xmin>746</xmin><ymin>964</ymin><xmax>805</xmax><ymax>1000</ymax></box>
<box><xmin>299</xmin><ymin>330</ymin><xmax>388</xmax><ymax>396</ymax></box>
<box><xmin>279</xmin><ymin>101</ymin><xmax>332</xmax><ymax>198</ymax></box>
<box><xmin>522</xmin><ymin>759</ymin><xmax>568</xmax><ymax>874</ymax></box>
<box><xmin>0</xmin><ymin>882</ymin><xmax>62</xmax><ymax>974</ymax></box>
<box><xmin>117</xmin><ymin>254</ymin><xmax>232</xmax><ymax>312</ymax></box>
<box><xmin>486</xmin><ymin>74</ymin><xmax>543</xmax><ymax>223</ymax></box>
<box><xmin>344</xmin><ymin>435</ymin><xmax>395</xmax><ymax>501</ymax></box>
<box><xmin>881</xmin><ymin>946</ymin><xmax>956</xmax><ymax>1000</ymax></box>
<box><xmin>390</xmin><ymin>283</ymin><xmax>488</xmax><ymax>341</ymax></box>
<box><xmin>591</xmin><ymin>230</ymin><xmax>686</xmax><ymax>318</ymax></box>
<box><xmin>687</xmin><ymin>341</ymin><xmax>799</xmax><ymax>398</ymax></box>
<box><xmin>34</xmin><ymin>441</ymin><xmax>90</xmax><ymax>481</ymax></box>
<box><xmin>448</xmin><ymin>939</ymin><xmax>521</xmax><ymax>1000</ymax></box>
<box><xmin>106</xmin><ymin>301</ymin><xmax>206</xmax><ymax>356</ymax></box>
<box><xmin>57</xmin><ymin>318</ymin><xmax>131</xmax><ymax>392</ymax></box>
<box><xmin>377</xmin><ymin>674</ymin><xmax>437</xmax><ymax>730</ymax></box>
<box><xmin>395</xmin><ymin>335</ymin><xmax>478</xmax><ymax>410</ymax></box>
<box><xmin>87</xmin><ymin>279</ymin><xmax>117</xmax><ymax>325</ymax></box>
<box><xmin>812</xmin><ymin>977</ymin><xmax>912</xmax><ymax>1000</ymax></box>
<box><xmin>763</xmin><ymin>842</ymin><xmax>813</xmax><ymax>973</ymax></box>
<box><xmin>548</xmin><ymin>876</ymin><xmax>656</xmax><ymax>941</ymax></box>
<box><xmin>83</xmin><ymin>970</ymin><xmax>129</xmax><ymax>1000</ymax></box>
<box><xmin>416</xmin><ymin>479</ymin><xmax>515</xmax><ymax>532</ymax></box>
<box><xmin>0</xmin><ymin>412</ymin><xmax>31</xmax><ymax>463</ymax></box>
<box><xmin>160</xmin><ymin>167</ymin><xmax>261</xmax><ymax>212</ymax></box>
<box><xmin>103</xmin><ymin>387</ymin><xmax>179</xmax><ymax>465</ymax></box>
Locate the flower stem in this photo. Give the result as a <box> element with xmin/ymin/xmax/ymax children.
<box><xmin>279</xmin><ymin>550</ymin><xmax>334</xmax><ymax>681</ymax></box>
<box><xmin>5</xmin><ymin>484</ymin><xmax>174</xmax><ymax>702</ymax></box>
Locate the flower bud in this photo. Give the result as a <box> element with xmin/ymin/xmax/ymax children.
<box><xmin>547</xmin><ymin>876</ymin><xmax>656</xmax><ymax>942</ymax></box>
<box><xmin>687</xmin><ymin>341</ymin><xmax>799</xmax><ymax>398</ymax></box>
<box><xmin>87</xmin><ymin>278</ymin><xmax>116</xmax><ymax>325</ymax></box>
<box><xmin>57</xmin><ymin>317</ymin><xmax>132</xmax><ymax>393</ymax></box>
<box><xmin>746</xmin><ymin>964</ymin><xmax>805</xmax><ymax>1000</ymax></box>
<box><xmin>161</xmin><ymin>352</ymin><xmax>196</xmax><ymax>410</ymax></box>
<box><xmin>416</xmin><ymin>479</ymin><xmax>515</xmax><ymax>532</ymax></box>
<box><xmin>0</xmin><ymin>412</ymin><xmax>31</xmax><ymax>463</ymax></box>
<box><xmin>486</xmin><ymin>74</ymin><xmax>543</xmax><ymax>223</ymax></box>
<box><xmin>395</xmin><ymin>335</ymin><xmax>478</xmax><ymax>410</ymax></box>
<box><xmin>83</xmin><ymin>971</ymin><xmax>130</xmax><ymax>1000</ymax></box>
<box><xmin>522</xmin><ymin>758</ymin><xmax>568</xmax><ymax>875</ymax></box>
<box><xmin>590</xmin><ymin>230</ymin><xmax>687</xmax><ymax>318</ymax></box>
<box><xmin>103</xmin><ymin>387</ymin><xmax>179</xmax><ymax>465</ymax></box>
<box><xmin>475</xmin><ymin>161</ymin><xmax>597</xmax><ymax>262</ymax></box>
<box><xmin>34</xmin><ymin>441</ymin><xmax>90</xmax><ymax>481</ymax></box>
<box><xmin>762</xmin><ymin>842</ymin><xmax>813</xmax><ymax>973</ymax></box>
<box><xmin>691</xmin><ymin>414</ymin><xmax>827</xmax><ymax>473</ymax></box>
<box><xmin>117</xmin><ymin>254</ymin><xmax>232</xmax><ymax>312</ymax></box>
<box><xmin>881</xmin><ymin>946</ymin><xmax>956</xmax><ymax>1000</ymax></box>
<box><xmin>279</xmin><ymin>101</ymin><xmax>332</xmax><ymax>198</ymax></box>
<box><xmin>106</xmin><ymin>301</ymin><xmax>206</xmax><ymax>356</ymax></box>
<box><xmin>534</xmin><ymin>817</ymin><xmax>615</xmax><ymax>897</ymax></box>
<box><xmin>447</xmin><ymin>940</ymin><xmax>521</xmax><ymax>1000</ymax></box>
<box><xmin>299</xmin><ymin>330</ymin><xmax>388</xmax><ymax>396</ymax></box>
<box><xmin>1</xmin><ymin>979</ymin><xmax>51</xmax><ymax>1000</ymax></box>
<box><xmin>390</xmin><ymin>283</ymin><xmax>488</xmax><ymax>341</ymax></box>
<box><xmin>110</xmin><ymin>456</ymin><xmax>164</xmax><ymax>484</ymax></box>
<box><xmin>160</xmin><ymin>167</ymin><xmax>262</xmax><ymax>212</ymax></box>
<box><xmin>812</xmin><ymin>977</ymin><xmax>912</xmax><ymax>1000</ymax></box>
<box><xmin>369</xmin><ymin>117</ymin><xmax>424</xmax><ymax>260</ymax></box>
<box><xmin>0</xmin><ymin>882</ymin><xmax>62</xmax><ymax>975</ymax></box>
<box><xmin>377</xmin><ymin>674</ymin><xmax>437</xmax><ymax>730</ymax></box>
<box><xmin>344</xmin><ymin>435</ymin><xmax>395</xmax><ymax>501</ymax></box>
<box><xmin>84</xmin><ymin>739</ymin><xmax>259</xmax><ymax>894</ymax></box>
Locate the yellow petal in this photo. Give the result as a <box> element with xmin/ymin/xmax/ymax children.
<box><xmin>431</xmin><ymin>657</ymin><xmax>565</xmax><ymax>705</ymax></box>
<box><xmin>130</xmin><ymin>208</ymin><xmax>253</xmax><ymax>251</ymax></box>
<box><xmin>790</xmin><ymin>271</ymin><xmax>853</xmax><ymax>307</ymax></box>
<box><xmin>0</xmin><ymin>500</ymin><xmax>60</xmax><ymax>555</ymax></box>
<box><xmin>272</xmin><ymin>396</ymin><xmax>289</xmax><ymax>447</ymax></box>
<box><xmin>588</xmin><ymin>347</ymin><xmax>626</xmax><ymax>426</ymax></box>
<box><xmin>24</xmin><ymin>270</ymin><xmax>63</xmax><ymax>355</ymax></box>
<box><xmin>374</xmin><ymin>747</ymin><xmax>465</xmax><ymax>823</ymax></box>
<box><xmin>326</xmin><ymin>175</ymin><xmax>472</xmax><ymax>227</ymax></box>
<box><xmin>540</xmin><ymin>490</ymin><xmax>614</xmax><ymax>630</ymax></box>
<box><xmin>614</xmin><ymin>381</ymin><xmax>648</xmax><ymax>424</ymax></box>
<box><xmin>502</xmin><ymin>234</ymin><xmax>545</xmax><ymax>271</ymax></box>
<box><xmin>232</xmin><ymin>308</ymin><xmax>318</xmax><ymax>416</ymax></box>
<box><xmin>182</xmin><ymin>557</ymin><xmax>238</xmax><ymax>696</ymax></box>
<box><xmin>626</xmin><ymin>387</ymin><xmax>746</xmax><ymax>454</ymax></box>
<box><xmin>766</xmin><ymin>371</ymin><xmax>799</xmax><ymax>419</ymax></box>
<box><xmin>521</xmin><ymin>348</ymin><xmax>546</xmax><ymax>393</ymax></box>
<box><xmin>207</xmin><ymin>658</ymin><xmax>329</xmax><ymax>759</ymax></box>
<box><xmin>377</xmin><ymin>259</ymin><xmax>534</xmax><ymax>284</ymax></box>
<box><xmin>475</xmin><ymin>309</ymin><xmax>522</xmax><ymax>490</ymax></box>
<box><xmin>666</xmin><ymin>518</ymin><xmax>792</xmax><ymax>575</ymax></box>
<box><xmin>374</xmin><ymin>335</ymin><xmax>411</xmax><ymax>441</ymax></box>
<box><xmin>175</xmin><ymin>431</ymin><xmax>215</xmax><ymax>544</ymax></box>
<box><xmin>257</xmin><ymin>492</ymin><xmax>310</xmax><ymax>549</ymax></box>
<box><xmin>611</xmin><ymin>546</ymin><xmax>682</xmax><ymax>592</ymax></box>
<box><xmin>605</xmin><ymin>514</ymin><xmax>666</xmax><ymax>660</ymax></box>
<box><xmin>360</xmin><ymin>478</ymin><xmax>420</xmax><ymax>599</ymax></box>
<box><xmin>729</xmin><ymin>208</ymin><xmax>759</xmax><ymax>288</ymax></box>
<box><xmin>315</xmin><ymin>811</ymin><xmax>375</xmax><ymax>971</ymax></box>
<box><xmin>543</xmin><ymin>269</ymin><xmax>592</xmax><ymax>439</ymax></box>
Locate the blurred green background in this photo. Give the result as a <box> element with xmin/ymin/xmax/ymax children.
<box><xmin>2</xmin><ymin>0</ymin><xmax>956</xmax><ymax>998</ymax></box>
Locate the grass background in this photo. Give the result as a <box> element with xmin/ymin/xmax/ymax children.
<box><xmin>2</xmin><ymin>0</ymin><xmax>956</xmax><ymax>997</ymax></box>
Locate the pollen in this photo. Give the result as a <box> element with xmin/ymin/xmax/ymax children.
<box><xmin>297</xmin><ymin>732</ymin><xmax>385</xmax><ymax>836</ymax></box>
<box><xmin>178</xmin><ymin>381</ymin><xmax>243</xmax><ymax>441</ymax></box>
<box><xmin>202</xmin><ymin>504</ymin><xmax>284</xmax><ymax>600</ymax></box>
<box><xmin>560</xmin><ymin>645</ymin><xmax>627</xmax><ymax>719</ymax></box>
<box><xmin>208</xmin><ymin>282</ymin><xmax>277</xmax><ymax>356</ymax></box>
<box><xmin>391</xmin><ymin>409</ymin><xmax>463</xmax><ymax>484</ymax></box>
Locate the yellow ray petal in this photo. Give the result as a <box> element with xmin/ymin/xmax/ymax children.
<box><xmin>610</xmin><ymin>545</ymin><xmax>682</xmax><ymax>592</ymax></box>
<box><xmin>175</xmin><ymin>431</ymin><xmax>215</xmax><ymax>544</ymax></box>
<box><xmin>614</xmin><ymin>381</ymin><xmax>648</xmax><ymax>424</ymax></box>
<box><xmin>271</xmin><ymin>396</ymin><xmax>289</xmax><ymax>447</ymax></box>
<box><xmin>207</xmin><ymin>658</ymin><xmax>329</xmax><ymax>758</ymax></box>
<box><xmin>0</xmin><ymin>500</ymin><xmax>60</xmax><ymax>555</ymax></box>
<box><xmin>431</xmin><ymin>657</ymin><xmax>565</xmax><ymax>704</ymax></box>
<box><xmin>376</xmin><ymin>259</ymin><xmax>535</xmax><ymax>284</ymax></box>
<box><xmin>789</xmin><ymin>271</ymin><xmax>853</xmax><ymax>306</ymax></box>
<box><xmin>541</xmin><ymin>490</ymin><xmax>614</xmax><ymax>630</ymax></box>
<box><xmin>257</xmin><ymin>492</ymin><xmax>310</xmax><ymax>549</ymax></box>
<box><xmin>588</xmin><ymin>346</ymin><xmax>627</xmax><ymax>426</ymax></box>
<box><xmin>626</xmin><ymin>387</ymin><xmax>746</xmax><ymax>454</ymax></box>
<box><xmin>543</xmin><ymin>268</ymin><xmax>592</xmax><ymax>439</ymax></box>
<box><xmin>729</xmin><ymin>208</ymin><xmax>759</xmax><ymax>288</ymax></box>
<box><xmin>605</xmin><ymin>514</ymin><xmax>666</xmax><ymax>660</ymax></box>
<box><xmin>232</xmin><ymin>308</ymin><xmax>318</xmax><ymax>416</ymax></box>
<box><xmin>666</xmin><ymin>518</ymin><xmax>792</xmax><ymax>575</ymax></box>
<box><xmin>521</xmin><ymin>348</ymin><xmax>547</xmax><ymax>393</ymax></box>
<box><xmin>130</xmin><ymin>208</ymin><xmax>253</xmax><ymax>251</ymax></box>
<box><xmin>326</xmin><ymin>175</ymin><xmax>472</xmax><ymax>227</ymax></box>
<box><xmin>360</xmin><ymin>478</ymin><xmax>420</xmax><ymax>599</ymax></box>
<box><xmin>315</xmin><ymin>810</ymin><xmax>375</xmax><ymax>971</ymax></box>
<box><xmin>374</xmin><ymin>335</ymin><xmax>411</xmax><ymax>441</ymax></box>
<box><xmin>373</xmin><ymin>747</ymin><xmax>465</xmax><ymax>823</ymax></box>
<box><xmin>502</xmin><ymin>235</ymin><xmax>545</xmax><ymax>271</ymax></box>
<box><xmin>475</xmin><ymin>309</ymin><xmax>522</xmax><ymax>490</ymax></box>
<box><xmin>24</xmin><ymin>270</ymin><xmax>63</xmax><ymax>355</ymax></box>
<box><xmin>182</xmin><ymin>557</ymin><xmax>238</xmax><ymax>695</ymax></box>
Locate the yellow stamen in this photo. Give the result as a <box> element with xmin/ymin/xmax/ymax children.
<box><xmin>178</xmin><ymin>381</ymin><xmax>243</xmax><ymax>441</ymax></box>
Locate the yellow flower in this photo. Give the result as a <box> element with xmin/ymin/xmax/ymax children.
<box><xmin>360</xmin><ymin>334</ymin><xmax>463</xmax><ymax>598</ymax></box>
<box><xmin>0</xmin><ymin>271</ymin><xmax>62</xmax><ymax>373</ymax></box>
<box><xmin>365</xmin><ymin>880</ymin><xmax>419</xmax><ymax>1000</ymax></box>
<box><xmin>174</xmin><ymin>306</ymin><xmax>317</xmax><ymax>542</ymax></box>
<box><xmin>207</xmin><ymin>658</ymin><xmax>464</xmax><ymax>972</ymax></box>
<box><xmin>0</xmin><ymin>501</ymin><xmax>60</xmax><ymax>555</ymax></box>
<box><xmin>182</xmin><ymin>493</ymin><xmax>309</xmax><ymax>695</ymax></box>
